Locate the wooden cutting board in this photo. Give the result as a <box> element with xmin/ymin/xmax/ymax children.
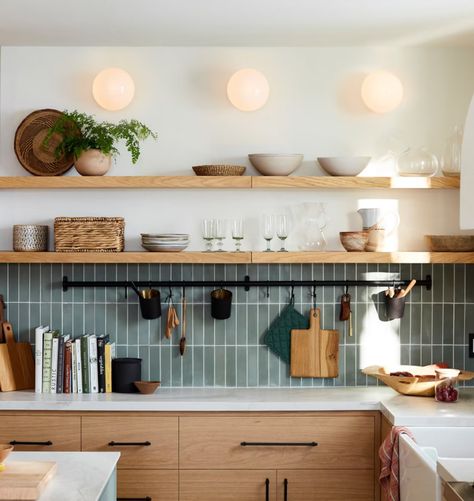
<box><xmin>290</xmin><ymin>308</ymin><xmax>339</xmax><ymax>378</ymax></box>
<box><xmin>1</xmin><ymin>323</ymin><xmax>35</xmax><ymax>391</ymax></box>
<box><xmin>0</xmin><ymin>461</ymin><xmax>56</xmax><ymax>500</ymax></box>
<box><xmin>0</xmin><ymin>297</ymin><xmax>16</xmax><ymax>392</ymax></box>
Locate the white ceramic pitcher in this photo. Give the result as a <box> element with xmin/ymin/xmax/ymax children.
<box><xmin>357</xmin><ymin>208</ymin><xmax>400</xmax><ymax>233</ymax></box>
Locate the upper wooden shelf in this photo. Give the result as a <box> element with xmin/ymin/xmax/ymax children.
<box><xmin>0</xmin><ymin>175</ymin><xmax>459</xmax><ymax>190</ymax></box>
<box><xmin>0</xmin><ymin>251</ymin><xmax>472</xmax><ymax>264</ymax></box>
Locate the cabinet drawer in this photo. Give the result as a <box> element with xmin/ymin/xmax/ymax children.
<box><xmin>180</xmin><ymin>415</ymin><xmax>374</xmax><ymax>469</ymax></box>
<box><xmin>117</xmin><ymin>470</ymin><xmax>178</xmax><ymax>501</ymax></box>
<box><xmin>82</xmin><ymin>416</ymin><xmax>178</xmax><ymax>469</ymax></box>
<box><xmin>0</xmin><ymin>414</ymin><xmax>80</xmax><ymax>451</ymax></box>
<box><xmin>277</xmin><ymin>470</ymin><xmax>374</xmax><ymax>501</ymax></box>
<box><xmin>180</xmin><ymin>470</ymin><xmax>276</xmax><ymax>501</ymax></box>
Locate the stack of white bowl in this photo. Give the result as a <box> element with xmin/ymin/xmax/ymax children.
<box><xmin>141</xmin><ymin>234</ymin><xmax>189</xmax><ymax>252</ymax></box>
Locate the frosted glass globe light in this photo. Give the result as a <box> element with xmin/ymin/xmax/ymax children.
<box><xmin>92</xmin><ymin>68</ymin><xmax>135</xmax><ymax>111</ymax></box>
<box><xmin>361</xmin><ymin>71</ymin><xmax>403</xmax><ymax>114</ymax></box>
<box><xmin>227</xmin><ymin>68</ymin><xmax>270</xmax><ymax>111</ymax></box>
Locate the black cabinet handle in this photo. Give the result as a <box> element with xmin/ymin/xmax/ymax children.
<box><xmin>265</xmin><ymin>478</ymin><xmax>269</xmax><ymax>501</ymax></box>
<box><xmin>284</xmin><ymin>478</ymin><xmax>288</xmax><ymax>501</ymax></box>
<box><xmin>241</xmin><ymin>441</ymin><xmax>318</xmax><ymax>447</ymax></box>
<box><xmin>117</xmin><ymin>498</ymin><xmax>151</xmax><ymax>501</ymax></box>
<box><xmin>108</xmin><ymin>441</ymin><xmax>151</xmax><ymax>447</ymax></box>
<box><xmin>9</xmin><ymin>440</ymin><xmax>53</xmax><ymax>446</ymax></box>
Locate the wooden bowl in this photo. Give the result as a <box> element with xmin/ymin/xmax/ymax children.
<box><xmin>0</xmin><ymin>444</ymin><xmax>13</xmax><ymax>465</ymax></box>
<box><xmin>134</xmin><ymin>381</ymin><xmax>161</xmax><ymax>394</ymax></box>
<box><xmin>425</xmin><ymin>235</ymin><xmax>474</xmax><ymax>252</ymax></box>
<box><xmin>340</xmin><ymin>231</ymin><xmax>369</xmax><ymax>252</ymax></box>
<box><xmin>362</xmin><ymin>364</ymin><xmax>474</xmax><ymax>397</ymax></box>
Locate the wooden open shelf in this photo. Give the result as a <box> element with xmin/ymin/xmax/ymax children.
<box><xmin>0</xmin><ymin>251</ymin><xmax>472</xmax><ymax>264</ymax></box>
<box><xmin>0</xmin><ymin>175</ymin><xmax>459</xmax><ymax>190</ymax></box>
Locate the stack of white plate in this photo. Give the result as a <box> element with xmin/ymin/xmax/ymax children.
<box><xmin>141</xmin><ymin>234</ymin><xmax>190</xmax><ymax>252</ymax></box>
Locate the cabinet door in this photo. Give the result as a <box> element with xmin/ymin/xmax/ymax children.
<box><xmin>117</xmin><ymin>470</ymin><xmax>178</xmax><ymax>501</ymax></box>
<box><xmin>0</xmin><ymin>414</ymin><xmax>80</xmax><ymax>451</ymax></box>
<box><xmin>277</xmin><ymin>470</ymin><xmax>374</xmax><ymax>501</ymax></box>
<box><xmin>180</xmin><ymin>470</ymin><xmax>276</xmax><ymax>501</ymax></box>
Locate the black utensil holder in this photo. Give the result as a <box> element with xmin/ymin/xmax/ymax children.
<box><xmin>385</xmin><ymin>295</ymin><xmax>406</xmax><ymax>320</ymax></box>
<box><xmin>112</xmin><ymin>358</ymin><xmax>142</xmax><ymax>393</ymax></box>
<box><xmin>139</xmin><ymin>289</ymin><xmax>161</xmax><ymax>319</ymax></box>
<box><xmin>211</xmin><ymin>288</ymin><xmax>232</xmax><ymax>320</ymax></box>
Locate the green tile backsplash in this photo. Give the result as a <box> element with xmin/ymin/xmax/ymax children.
<box><xmin>1</xmin><ymin>263</ymin><xmax>473</xmax><ymax>387</ymax></box>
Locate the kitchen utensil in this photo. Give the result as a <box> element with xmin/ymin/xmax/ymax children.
<box><xmin>317</xmin><ymin>156</ymin><xmax>371</xmax><ymax>176</ymax></box>
<box><xmin>112</xmin><ymin>358</ymin><xmax>142</xmax><ymax>393</ymax></box>
<box><xmin>0</xmin><ymin>444</ymin><xmax>13</xmax><ymax>472</ymax></box>
<box><xmin>339</xmin><ymin>293</ymin><xmax>351</xmax><ymax>321</ymax></box>
<box><xmin>248</xmin><ymin>153</ymin><xmax>304</xmax><ymax>176</ymax></box>
<box><xmin>385</xmin><ymin>295</ymin><xmax>406</xmax><ymax>320</ymax></box>
<box><xmin>14</xmin><ymin>109</ymin><xmax>75</xmax><ymax>176</ymax></box>
<box><xmin>290</xmin><ymin>308</ymin><xmax>339</xmax><ymax>378</ymax></box>
<box><xmin>210</xmin><ymin>288</ymin><xmax>232</xmax><ymax>320</ymax></box>
<box><xmin>133</xmin><ymin>380</ymin><xmax>161</xmax><ymax>394</ymax></box>
<box><xmin>132</xmin><ymin>283</ymin><xmax>161</xmax><ymax>320</ymax></box>
<box><xmin>192</xmin><ymin>165</ymin><xmax>246</xmax><ymax>176</ymax></box>
<box><xmin>264</xmin><ymin>295</ymin><xmax>308</xmax><ymax>364</ymax></box>
<box><xmin>165</xmin><ymin>293</ymin><xmax>179</xmax><ymax>339</ymax></box>
<box><xmin>362</xmin><ymin>364</ymin><xmax>474</xmax><ymax>397</ymax></box>
<box><xmin>0</xmin><ymin>324</ymin><xmax>15</xmax><ymax>392</ymax></box>
<box><xmin>13</xmin><ymin>225</ymin><xmax>49</xmax><ymax>252</ymax></box>
<box><xmin>397</xmin><ymin>279</ymin><xmax>416</xmax><ymax>298</ymax></box>
<box><xmin>339</xmin><ymin>231</ymin><xmax>369</xmax><ymax>252</ymax></box>
<box><xmin>425</xmin><ymin>235</ymin><xmax>474</xmax><ymax>252</ymax></box>
<box><xmin>180</xmin><ymin>290</ymin><xmax>187</xmax><ymax>356</ymax></box>
<box><xmin>2</xmin><ymin>322</ymin><xmax>35</xmax><ymax>390</ymax></box>
<box><xmin>397</xmin><ymin>147</ymin><xmax>439</xmax><ymax>177</ymax></box>
<box><xmin>0</xmin><ymin>461</ymin><xmax>57</xmax><ymax>500</ymax></box>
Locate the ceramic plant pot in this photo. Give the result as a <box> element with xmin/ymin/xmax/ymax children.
<box><xmin>75</xmin><ymin>149</ymin><xmax>112</xmax><ymax>176</ymax></box>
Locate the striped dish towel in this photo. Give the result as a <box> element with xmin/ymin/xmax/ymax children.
<box><xmin>379</xmin><ymin>426</ymin><xmax>415</xmax><ymax>501</ymax></box>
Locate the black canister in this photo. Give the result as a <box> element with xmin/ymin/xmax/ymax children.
<box><xmin>138</xmin><ymin>289</ymin><xmax>162</xmax><ymax>320</ymax></box>
<box><xmin>112</xmin><ymin>358</ymin><xmax>142</xmax><ymax>393</ymax></box>
<box><xmin>385</xmin><ymin>295</ymin><xmax>406</xmax><ymax>321</ymax></box>
<box><xmin>211</xmin><ymin>288</ymin><xmax>232</xmax><ymax>320</ymax></box>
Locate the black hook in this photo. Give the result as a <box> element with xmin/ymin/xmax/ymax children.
<box><xmin>182</xmin><ymin>285</ymin><xmax>186</xmax><ymax>299</ymax></box>
<box><xmin>266</xmin><ymin>284</ymin><xmax>270</xmax><ymax>298</ymax></box>
<box><xmin>290</xmin><ymin>284</ymin><xmax>295</xmax><ymax>301</ymax></box>
<box><xmin>311</xmin><ymin>284</ymin><xmax>317</xmax><ymax>310</ymax></box>
<box><xmin>345</xmin><ymin>284</ymin><xmax>349</xmax><ymax>296</ymax></box>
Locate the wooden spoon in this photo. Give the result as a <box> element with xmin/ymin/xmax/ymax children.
<box><xmin>397</xmin><ymin>279</ymin><xmax>417</xmax><ymax>298</ymax></box>
<box><xmin>165</xmin><ymin>297</ymin><xmax>179</xmax><ymax>339</ymax></box>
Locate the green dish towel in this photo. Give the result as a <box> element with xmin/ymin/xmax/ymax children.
<box><xmin>263</xmin><ymin>301</ymin><xmax>308</xmax><ymax>364</ymax></box>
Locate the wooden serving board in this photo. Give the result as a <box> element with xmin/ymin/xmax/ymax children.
<box><xmin>2</xmin><ymin>323</ymin><xmax>35</xmax><ymax>391</ymax></box>
<box><xmin>290</xmin><ymin>308</ymin><xmax>339</xmax><ymax>378</ymax></box>
<box><xmin>0</xmin><ymin>461</ymin><xmax>57</xmax><ymax>500</ymax></box>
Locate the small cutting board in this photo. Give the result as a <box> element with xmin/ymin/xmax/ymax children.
<box><xmin>290</xmin><ymin>308</ymin><xmax>339</xmax><ymax>378</ymax></box>
<box><xmin>0</xmin><ymin>461</ymin><xmax>57</xmax><ymax>500</ymax></box>
<box><xmin>2</xmin><ymin>323</ymin><xmax>35</xmax><ymax>391</ymax></box>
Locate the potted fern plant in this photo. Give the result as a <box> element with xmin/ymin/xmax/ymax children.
<box><xmin>44</xmin><ymin>110</ymin><xmax>157</xmax><ymax>176</ymax></box>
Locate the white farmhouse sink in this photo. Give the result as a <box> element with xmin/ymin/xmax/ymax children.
<box><xmin>399</xmin><ymin>427</ymin><xmax>474</xmax><ymax>501</ymax></box>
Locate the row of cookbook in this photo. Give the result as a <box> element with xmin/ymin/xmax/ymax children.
<box><xmin>35</xmin><ymin>326</ymin><xmax>115</xmax><ymax>394</ymax></box>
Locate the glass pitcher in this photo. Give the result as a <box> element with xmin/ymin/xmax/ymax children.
<box><xmin>397</xmin><ymin>147</ymin><xmax>439</xmax><ymax>177</ymax></box>
<box><xmin>291</xmin><ymin>203</ymin><xmax>328</xmax><ymax>251</ymax></box>
<box><xmin>442</xmin><ymin>126</ymin><xmax>463</xmax><ymax>177</ymax></box>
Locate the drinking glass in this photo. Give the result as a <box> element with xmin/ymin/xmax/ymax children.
<box><xmin>276</xmin><ymin>215</ymin><xmax>289</xmax><ymax>252</ymax></box>
<box><xmin>202</xmin><ymin>219</ymin><xmax>215</xmax><ymax>252</ymax></box>
<box><xmin>262</xmin><ymin>215</ymin><xmax>274</xmax><ymax>252</ymax></box>
<box><xmin>214</xmin><ymin>219</ymin><xmax>227</xmax><ymax>252</ymax></box>
<box><xmin>231</xmin><ymin>219</ymin><xmax>244</xmax><ymax>252</ymax></box>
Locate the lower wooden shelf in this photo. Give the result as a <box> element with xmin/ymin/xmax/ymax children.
<box><xmin>0</xmin><ymin>251</ymin><xmax>472</xmax><ymax>264</ymax></box>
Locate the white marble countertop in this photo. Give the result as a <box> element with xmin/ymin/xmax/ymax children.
<box><xmin>438</xmin><ymin>458</ymin><xmax>474</xmax><ymax>483</ymax></box>
<box><xmin>6</xmin><ymin>451</ymin><xmax>120</xmax><ymax>501</ymax></box>
<box><xmin>1</xmin><ymin>387</ymin><xmax>474</xmax><ymax>426</ymax></box>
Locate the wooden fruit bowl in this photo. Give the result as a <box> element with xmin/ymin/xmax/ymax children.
<box><xmin>362</xmin><ymin>364</ymin><xmax>474</xmax><ymax>397</ymax></box>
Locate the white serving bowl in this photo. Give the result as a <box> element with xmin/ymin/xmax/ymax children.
<box><xmin>317</xmin><ymin>156</ymin><xmax>371</xmax><ymax>176</ymax></box>
<box><xmin>248</xmin><ymin>154</ymin><xmax>304</xmax><ymax>176</ymax></box>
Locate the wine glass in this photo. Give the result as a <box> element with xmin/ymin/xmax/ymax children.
<box><xmin>214</xmin><ymin>219</ymin><xmax>227</xmax><ymax>252</ymax></box>
<box><xmin>276</xmin><ymin>215</ymin><xmax>289</xmax><ymax>252</ymax></box>
<box><xmin>231</xmin><ymin>219</ymin><xmax>244</xmax><ymax>252</ymax></box>
<box><xmin>262</xmin><ymin>215</ymin><xmax>274</xmax><ymax>252</ymax></box>
<box><xmin>202</xmin><ymin>219</ymin><xmax>215</xmax><ymax>252</ymax></box>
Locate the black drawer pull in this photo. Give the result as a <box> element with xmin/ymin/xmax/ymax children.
<box><xmin>108</xmin><ymin>441</ymin><xmax>151</xmax><ymax>447</ymax></box>
<box><xmin>240</xmin><ymin>441</ymin><xmax>318</xmax><ymax>447</ymax></box>
<box><xmin>284</xmin><ymin>478</ymin><xmax>288</xmax><ymax>501</ymax></box>
<box><xmin>9</xmin><ymin>440</ymin><xmax>53</xmax><ymax>446</ymax></box>
<box><xmin>117</xmin><ymin>498</ymin><xmax>151</xmax><ymax>501</ymax></box>
<box><xmin>265</xmin><ymin>478</ymin><xmax>269</xmax><ymax>501</ymax></box>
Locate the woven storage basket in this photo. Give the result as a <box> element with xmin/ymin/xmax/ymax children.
<box><xmin>54</xmin><ymin>217</ymin><xmax>124</xmax><ymax>252</ymax></box>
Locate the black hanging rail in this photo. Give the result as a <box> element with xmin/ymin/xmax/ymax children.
<box><xmin>62</xmin><ymin>274</ymin><xmax>432</xmax><ymax>292</ymax></box>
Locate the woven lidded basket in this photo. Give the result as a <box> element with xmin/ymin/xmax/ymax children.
<box><xmin>54</xmin><ymin>217</ymin><xmax>125</xmax><ymax>252</ymax></box>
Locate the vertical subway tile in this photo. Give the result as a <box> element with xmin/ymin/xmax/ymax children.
<box><xmin>421</xmin><ymin>304</ymin><xmax>433</xmax><ymax>345</ymax></box>
<box><xmin>443</xmin><ymin>304</ymin><xmax>454</xmax><ymax>345</ymax></box>
<box><xmin>236</xmin><ymin>346</ymin><xmax>247</xmax><ymax>387</ymax></box>
<box><xmin>204</xmin><ymin>346</ymin><xmax>215</xmax><ymax>386</ymax></box>
<box><xmin>214</xmin><ymin>346</ymin><xmax>226</xmax><ymax>387</ymax></box>
<box><xmin>432</xmin><ymin>304</ymin><xmax>443</xmax><ymax>344</ymax></box>
<box><xmin>182</xmin><ymin>346</ymin><xmax>194</xmax><ymax>387</ymax></box>
<box><xmin>193</xmin><ymin>346</ymin><xmax>204</xmax><ymax>386</ymax></box>
<box><xmin>432</xmin><ymin>264</ymin><xmax>444</xmax><ymax>303</ymax></box>
<box><xmin>160</xmin><ymin>344</ymin><xmax>171</xmax><ymax>386</ymax></box>
<box><xmin>455</xmin><ymin>264</ymin><xmax>466</xmax><ymax>303</ymax></box>
<box><xmin>454</xmin><ymin>304</ymin><xmax>465</xmax><ymax>345</ymax></box>
<box><xmin>225</xmin><ymin>346</ymin><xmax>236</xmax><ymax>387</ymax></box>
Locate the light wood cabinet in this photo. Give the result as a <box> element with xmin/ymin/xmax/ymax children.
<box><xmin>82</xmin><ymin>415</ymin><xmax>178</xmax><ymax>469</ymax></box>
<box><xmin>0</xmin><ymin>414</ymin><xmax>80</xmax><ymax>451</ymax></box>
<box><xmin>117</xmin><ymin>470</ymin><xmax>178</xmax><ymax>501</ymax></box>
<box><xmin>180</xmin><ymin>470</ymin><xmax>277</xmax><ymax>501</ymax></box>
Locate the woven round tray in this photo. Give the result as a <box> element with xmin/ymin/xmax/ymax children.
<box><xmin>192</xmin><ymin>165</ymin><xmax>246</xmax><ymax>176</ymax></box>
<box><xmin>14</xmin><ymin>109</ymin><xmax>75</xmax><ymax>176</ymax></box>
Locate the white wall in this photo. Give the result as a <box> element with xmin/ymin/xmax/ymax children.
<box><xmin>0</xmin><ymin>46</ymin><xmax>473</xmax><ymax>251</ymax></box>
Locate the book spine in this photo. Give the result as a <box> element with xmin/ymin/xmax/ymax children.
<box><xmin>89</xmin><ymin>335</ymin><xmax>99</xmax><ymax>394</ymax></box>
<box><xmin>56</xmin><ymin>336</ymin><xmax>65</xmax><ymax>394</ymax></box>
<box><xmin>76</xmin><ymin>338</ymin><xmax>83</xmax><ymax>394</ymax></box>
<box><xmin>81</xmin><ymin>336</ymin><xmax>90</xmax><ymax>393</ymax></box>
<box><xmin>97</xmin><ymin>337</ymin><xmax>106</xmax><ymax>393</ymax></box>
<box><xmin>71</xmin><ymin>342</ymin><xmax>77</xmax><ymax>393</ymax></box>
<box><xmin>34</xmin><ymin>326</ymin><xmax>45</xmax><ymax>393</ymax></box>
<box><xmin>50</xmin><ymin>337</ymin><xmax>59</xmax><ymax>393</ymax></box>
<box><xmin>63</xmin><ymin>340</ymin><xmax>72</xmax><ymax>394</ymax></box>
<box><xmin>105</xmin><ymin>343</ymin><xmax>112</xmax><ymax>393</ymax></box>
<box><xmin>42</xmin><ymin>332</ymin><xmax>53</xmax><ymax>393</ymax></box>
